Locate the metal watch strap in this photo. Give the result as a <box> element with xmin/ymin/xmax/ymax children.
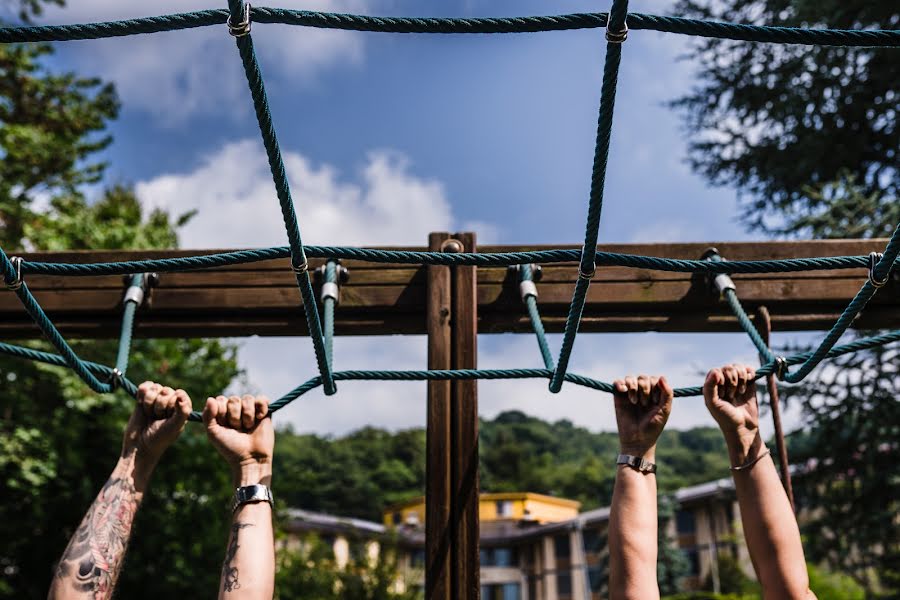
<box><xmin>231</xmin><ymin>484</ymin><xmax>274</xmax><ymax>513</ymax></box>
<box><xmin>617</xmin><ymin>453</ymin><xmax>657</xmax><ymax>474</ymax></box>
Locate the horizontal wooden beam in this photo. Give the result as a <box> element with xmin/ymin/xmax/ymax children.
<box><xmin>1</xmin><ymin>239</ymin><xmax>897</xmax><ymax>339</ymax></box>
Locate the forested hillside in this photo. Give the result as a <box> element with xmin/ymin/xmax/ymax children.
<box><xmin>275</xmin><ymin>410</ymin><xmax>732</xmax><ymax>522</ymax></box>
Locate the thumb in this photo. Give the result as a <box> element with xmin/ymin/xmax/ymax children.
<box><xmin>202</xmin><ymin>397</ymin><xmax>220</xmax><ymax>433</ymax></box>
<box><xmin>703</xmin><ymin>369</ymin><xmax>724</xmax><ymax>408</ymax></box>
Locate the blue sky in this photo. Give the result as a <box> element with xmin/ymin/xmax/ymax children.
<box><xmin>29</xmin><ymin>0</ymin><xmax>831</xmax><ymax>436</ymax></box>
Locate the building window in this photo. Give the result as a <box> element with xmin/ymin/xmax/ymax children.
<box><xmin>676</xmin><ymin>509</ymin><xmax>696</xmax><ymax>534</ymax></box>
<box><xmin>481</xmin><ymin>583</ymin><xmax>520</xmax><ymax>600</ymax></box>
<box><xmin>392</xmin><ymin>511</ymin><xmax>402</xmax><ymax>525</ymax></box>
<box><xmin>411</xmin><ymin>549</ymin><xmax>425</xmax><ymax>568</ymax></box>
<box><xmin>554</xmin><ymin>533</ymin><xmax>571</xmax><ymax>560</ymax></box>
<box><xmin>481</xmin><ymin>547</ymin><xmax>517</xmax><ymax>567</ymax></box>
<box><xmin>496</xmin><ymin>500</ymin><xmax>513</xmax><ymax>517</ymax></box>
<box><xmin>682</xmin><ymin>549</ymin><xmax>700</xmax><ymax>576</ymax></box>
<box><xmin>557</xmin><ymin>571</ymin><xmax>572</xmax><ymax>596</ymax></box>
<box><xmin>583</xmin><ymin>526</ymin><xmax>606</xmax><ymax>556</ymax></box>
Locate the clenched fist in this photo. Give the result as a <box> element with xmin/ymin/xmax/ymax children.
<box><xmin>123</xmin><ymin>382</ymin><xmax>192</xmax><ymax>469</ymax></box>
<box><xmin>612</xmin><ymin>374</ymin><xmax>673</xmax><ymax>461</ymax></box>
<box><xmin>703</xmin><ymin>364</ymin><xmax>766</xmax><ymax>467</ymax></box>
<box><xmin>203</xmin><ymin>395</ymin><xmax>274</xmax><ymax>486</ymax></box>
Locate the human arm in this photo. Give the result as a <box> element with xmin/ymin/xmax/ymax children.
<box><xmin>203</xmin><ymin>395</ymin><xmax>275</xmax><ymax>600</ymax></box>
<box><xmin>704</xmin><ymin>365</ymin><xmax>816</xmax><ymax>600</ymax></box>
<box><xmin>608</xmin><ymin>374</ymin><xmax>673</xmax><ymax>600</ymax></box>
<box><xmin>48</xmin><ymin>383</ymin><xmax>192</xmax><ymax>600</ymax></box>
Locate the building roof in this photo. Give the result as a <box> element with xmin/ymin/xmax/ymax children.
<box><xmin>383</xmin><ymin>491</ymin><xmax>581</xmax><ymax>514</ymax></box>
<box><xmin>287</xmin><ymin>475</ymin><xmax>743</xmax><ymax>547</ymax></box>
<box><xmin>285</xmin><ymin>508</ymin><xmax>386</xmax><ymax>537</ymax></box>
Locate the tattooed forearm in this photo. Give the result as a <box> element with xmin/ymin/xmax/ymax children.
<box><xmin>51</xmin><ymin>457</ymin><xmax>144</xmax><ymax>600</ymax></box>
<box><xmin>222</xmin><ymin>523</ymin><xmax>254</xmax><ymax>592</ymax></box>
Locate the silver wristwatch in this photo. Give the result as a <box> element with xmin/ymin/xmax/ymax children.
<box><xmin>231</xmin><ymin>484</ymin><xmax>274</xmax><ymax>513</ymax></box>
<box><xmin>617</xmin><ymin>454</ymin><xmax>657</xmax><ymax>474</ymax></box>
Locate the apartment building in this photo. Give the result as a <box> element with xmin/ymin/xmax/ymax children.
<box><xmin>282</xmin><ymin>477</ymin><xmax>750</xmax><ymax>599</ymax></box>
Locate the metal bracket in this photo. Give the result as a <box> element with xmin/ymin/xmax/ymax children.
<box><xmin>227</xmin><ymin>2</ymin><xmax>252</xmax><ymax>37</ymax></box>
<box><xmin>868</xmin><ymin>252</ymin><xmax>889</xmax><ymax>288</ymax></box>
<box><xmin>5</xmin><ymin>256</ymin><xmax>23</xmax><ymax>291</ymax></box>
<box><xmin>701</xmin><ymin>247</ymin><xmax>736</xmax><ymax>297</ymax></box>
<box><xmin>121</xmin><ymin>273</ymin><xmax>158</xmax><ymax>307</ymax></box>
<box><xmin>509</xmin><ymin>264</ymin><xmax>542</xmax><ymax>300</ymax></box>
<box><xmin>315</xmin><ymin>261</ymin><xmax>350</xmax><ymax>304</ymax></box>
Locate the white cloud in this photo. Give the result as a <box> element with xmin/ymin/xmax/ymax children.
<box><xmin>136</xmin><ymin>139</ymin><xmax>497</xmax><ymax>247</ymax></box>
<box><xmin>38</xmin><ymin>0</ymin><xmax>368</xmax><ymax>124</ymax></box>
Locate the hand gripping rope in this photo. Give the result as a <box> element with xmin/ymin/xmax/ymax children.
<box><xmin>0</xmin><ymin>2</ymin><xmax>898</xmax><ymax>421</ymax></box>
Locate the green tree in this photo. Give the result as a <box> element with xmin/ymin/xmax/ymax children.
<box><xmin>0</xmin><ymin>3</ymin><xmax>118</xmax><ymax>248</ymax></box>
<box><xmin>657</xmin><ymin>494</ymin><xmax>690</xmax><ymax>594</ymax></box>
<box><xmin>670</xmin><ymin>0</ymin><xmax>898</xmax><ymax>237</ymax></box>
<box><xmin>671</xmin><ymin>0</ymin><xmax>899</xmax><ymax>594</ymax></box>
<box><xmin>0</xmin><ymin>3</ymin><xmax>241</xmax><ymax>595</ymax></box>
<box><xmin>275</xmin><ymin>533</ymin><xmax>420</xmax><ymax>599</ymax></box>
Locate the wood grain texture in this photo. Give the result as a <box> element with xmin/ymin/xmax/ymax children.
<box><xmin>2</xmin><ymin>239</ymin><xmax>896</xmax><ymax>338</ymax></box>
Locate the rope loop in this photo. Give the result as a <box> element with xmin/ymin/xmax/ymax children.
<box><xmin>606</xmin><ymin>20</ymin><xmax>628</xmax><ymax>43</ymax></box>
<box><xmin>5</xmin><ymin>256</ymin><xmax>23</xmax><ymax>291</ymax></box>
<box><xmin>227</xmin><ymin>2</ymin><xmax>251</xmax><ymax>37</ymax></box>
<box><xmin>868</xmin><ymin>252</ymin><xmax>889</xmax><ymax>288</ymax></box>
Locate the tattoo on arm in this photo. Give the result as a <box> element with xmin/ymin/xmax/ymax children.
<box><xmin>53</xmin><ymin>474</ymin><xmax>139</xmax><ymax>599</ymax></box>
<box><xmin>222</xmin><ymin>523</ymin><xmax>254</xmax><ymax>592</ymax></box>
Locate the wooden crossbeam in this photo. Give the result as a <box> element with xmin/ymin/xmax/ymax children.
<box><xmin>1</xmin><ymin>238</ymin><xmax>897</xmax><ymax>339</ymax></box>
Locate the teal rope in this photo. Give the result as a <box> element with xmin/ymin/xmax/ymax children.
<box><xmin>782</xmin><ymin>225</ymin><xmax>900</xmax><ymax>383</ymax></box>
<box><xmin>114</xmin><ymin>274</ymin><xmax>144</xmax><ymax>377</ymax></box>
<box><xmin>550</xmin><ymin>0</ymin><xmax>628</xmax><ymax>393</ymax></box>
<box><xmin>1</xmin><ymin>8</ymin><xmax>898</xmax><ymax>46</ymax></box>
<box><xmin>723</xmin><ymin>289</ymin><xmax>776</xmax><ymax>364</ymax></box>
<box><xmin>2</xmin><ymin>329</ymin><xmax>897</xmax><ymax>422</ymax></box>
<box><xmin>227</xmin><ymin>0</ymin><xmax>335</xmax><ymax>395</ymax></box>
<box><xmin>0</xmin><ymin>247</ymin><xmax>112</xmax><ymax>393</ymax></box>
<box><xmin>19</xmin><ymin>248</ymin><xmax>875</xmax><ymax>276</ymax></box>
<box><xmin>518</xmin><ymin>265</ymin><xmax>554</xmax><ymax>370</ymax></box>
<box><xmin>322</xmin><ymin>260</ymin><xmax>337</xmax><ymax>369</ymax></box>
<box><xmin>704</xmin><ymin>251</ymin><xmax>777</xmax><ymax>363</ymax></box>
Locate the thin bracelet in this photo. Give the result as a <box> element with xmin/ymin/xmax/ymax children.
<box><xmin>731</xmin><ymin>448</ymin><xmax>770</xmax><ymax>472</ymax></box>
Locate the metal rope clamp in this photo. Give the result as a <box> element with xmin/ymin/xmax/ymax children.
<box><xmin>227</xmin><ymin>2</ymin><xmax>252</xmax><ymax>37</ymax></box>
<box><xmin>316</xmin><ymin>262</ymin><xmax>350</xmax><ymax>304</ymax></box>
<box><xmin>773</xmin><ymin>356</ymin><xmax>788</xmax><ymax>381</ymax></box>
<box><xmin>868</xmin><ymin>252</ymin><xmax>889</xmax><ymax>288</ymax></box>
<box><xmin>606</xmin><ymin>18</ymin><xmax>628</xmax><ymax>43</ymax></box>
<box><xmin>5</xmin><ymin>256</ymin><xmax>23</xmax><ymax>291</ymax></box>
<box><xmin>578</xmin><ymin>247</ymin><xmax>596</xmax><ymax>281</ymax></box>
<box><xmin>701</xmin><ymin>248</ymin><xmax>736</xmax><ymax>297</ymax></box>
<box><xmin>108</xmin><ymin>368</ymin><xmax>124</xmax><ymax>391</ymax></box>
<box><xmin>291</xmin><ymin>256</ymin><xmax>309</xmax><ymax>275</ymax></box>
<box><xmin>122</xmin><ymin>273</ymin><xmax>158</xmax><ymax>307</ymax></box>
<box><xmin>509</xmin><ymin>264</ymin><xmax>541</xmax><ymax>301</ymax></box>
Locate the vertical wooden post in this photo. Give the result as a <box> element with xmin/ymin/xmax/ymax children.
<box><xmin>451</xmin><ymin>232</ymin><xmax>480</xmax><ymax>599</ymax></box>
<box><xmin>426</xmin><ymin>232</ymin><xmax>452</xmax><ymax>600</ymax></box>
<box><xmin>754</xmin><ymin>305</ymin><xmax>795</xmax><ymax>511</ymax></box>
<box><xmin>425</xmin><ymin>232</ymin><xmax>480</xmax><ymax>599</ymax></box>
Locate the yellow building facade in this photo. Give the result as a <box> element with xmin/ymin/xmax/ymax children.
<box><xmin>384</xmin><ymin>492</ymin><xmax>581</xmax><ymax>529</ymax></box>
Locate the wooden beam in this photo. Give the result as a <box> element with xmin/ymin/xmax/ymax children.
<box><xmin>1</xmin><ymin>239</ymin><xmax>897</xmax><ymax>338</ymax></box>
<box><xmin>425</xmin><ymin>233</ymin><xmax>452</xmax><ymax>600</ymax></box>
<box><xmin>450</xmin><ymin>232</ymin><xmax>480</xmax><ymax>600</ymax></box>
